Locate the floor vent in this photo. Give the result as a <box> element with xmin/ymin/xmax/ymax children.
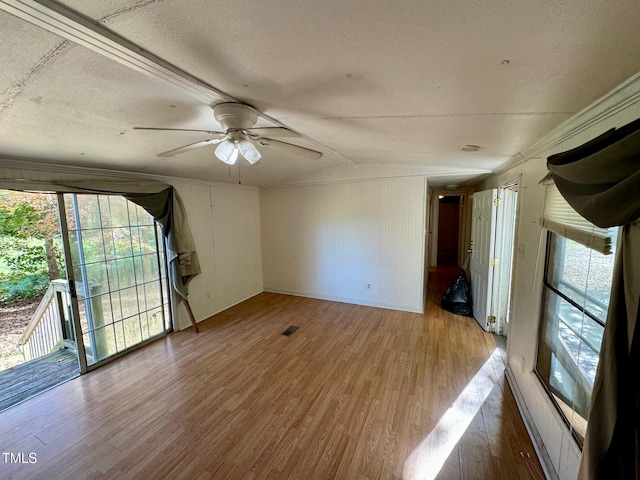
<box><xmin>281</xmin><ymin>326</ymin><xmax>299</xmax><ymax>336</ymax></box>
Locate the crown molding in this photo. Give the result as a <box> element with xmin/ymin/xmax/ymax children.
<box><xmin>0</xmin><ymin>157</ymin><xmax>259</xmax><ymax>190</ymax></box>
<box><xmin>494</xmin><ymin>71</ymin><xmax>640</xmax><ymax>175</ymax></box>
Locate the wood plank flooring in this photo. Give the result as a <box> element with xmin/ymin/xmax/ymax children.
<box><xmin>0</xmin><ymin>269</ymin><xmax>544</xmax><ymax>479</ymax></box>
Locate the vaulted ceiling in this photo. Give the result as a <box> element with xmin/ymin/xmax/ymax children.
<box><xmin>1</xmin><ymin>0</ymin><xmax>640</xmax><ymax>186</ymax></box>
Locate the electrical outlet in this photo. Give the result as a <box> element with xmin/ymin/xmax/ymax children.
<box><xmin>366</xmin><ymin>283</ymin><xmax>372</xmax><ymax>290</ymax></box>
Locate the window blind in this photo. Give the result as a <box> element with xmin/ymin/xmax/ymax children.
<box><xmin>543</xmin><ymin>183</ymin><xmax>614</xmax><ymax>255</ymax></box>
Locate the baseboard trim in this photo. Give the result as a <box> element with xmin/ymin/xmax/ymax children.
<box><xmin>178</xmin><ymin>288</ymin><xmax>424</xmax><ymax>330</ymax></box>
<box><xmin>263</xmin><ymin>288</ymin><xmax>424</xmax><ymax>314</ymax></box>
<box><xmin>175</xmin><ymin>291</ymin><xmax>263</xmax><ymax>330</ymax></box>
<box><xmin>505</xmin><ymin>366</ymin><xmax>558</xmax><ymax>480</ymax></box>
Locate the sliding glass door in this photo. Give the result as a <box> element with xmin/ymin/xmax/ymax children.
<box><xmin>62</xmin><ymin>194</ymin><xmax>170</xmax><ymax>368</ymax></box>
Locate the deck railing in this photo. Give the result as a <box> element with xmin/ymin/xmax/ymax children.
<box><xmin>17</xmin><ymin>280</ymin><xmax>72</xmax><ymax>362</ymax></box>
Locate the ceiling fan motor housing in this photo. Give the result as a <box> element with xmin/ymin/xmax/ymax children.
<box><xmin>213</xmin><ymin>103</ymin><xmax>258</xmax><ymax>131</ymax></box>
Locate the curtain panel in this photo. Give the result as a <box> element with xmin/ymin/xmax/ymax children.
<box><xmin>547</xmin><ymin>117</ymin><xmax>640</xmax><ymax>479</ymax></box>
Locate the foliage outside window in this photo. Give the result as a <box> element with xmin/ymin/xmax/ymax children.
<box><xmin>0</xmin><ymin>191</ymin><xmax>64</xmax><ymax>304</ymax></box>
<box><xmin>64</xmin><ymin>194</ymin><xmax>170</xmax><ymax>365</ymax></box>
<box><xmin>536</xmin><ymin>230</ymin><xmax>617</xmax><ymax>445</ymax></box>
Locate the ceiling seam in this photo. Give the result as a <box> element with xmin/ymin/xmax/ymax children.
<box><xmin>7</xmin><ymin>0</ymin><xmax>231</xmax><ymax>103</ymax></box>
<box><xmin>98</xmin><ymin>0</ymin><xmax>166</xmax><ymax>24</ymax></box>
<box><xmin>311</xmin><ymin>112</ymin><xmax>577</xmax><ymax>121</ymax></box>
<box><xmin>339</xmin><ymin>150</ymin><xmax>513</xmax><ymax>155</ymax></box>
<box><xmin>0</xmin><ymin>40</ymin><xmax>71</xmax><ymax>114</ymax></box>
<box><xmin>0</xmin><ymin>0</ymin><xmax>357</xmax><ymax>166</ymax></box>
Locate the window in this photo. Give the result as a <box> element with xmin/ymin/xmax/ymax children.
<box><xmin>535</xmin><ymin>230</ymin><xmax>617</xmax><ymax>444</ymax></box>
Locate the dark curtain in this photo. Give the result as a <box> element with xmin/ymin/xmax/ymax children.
<box><xmin>547</xmin><ymin>117</ymin><xmax>640</xmax><ymax>479</ymax></box>
<box><xmin>123</xmin><ymin>187</ymin><xmax>200</xmax><ymax>300</ymax></box>
<box><xmin>58</xmin><ymin>181</ymin><xmax>201</xmax><ymax>300</ymax></box>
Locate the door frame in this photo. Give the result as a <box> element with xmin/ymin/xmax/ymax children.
<box><xmin>58</xmin><ymin>193</ymin><xmax>172</xmax><ymax>373</ymax></box>
<box><xmin>469</xmin><ymin>179</ymin><xmax>520</xmax><ymax>335</ymax></box>
<box><xmin>57</xmin><ymin>193</ymin><xmax>89</xmax><ymax>373</ymax></box>
<box><xmin>428</xmin><ymin>189</ymin><xmax>471</xmax><ymax>268</ymax></box>
<box><xmin>492</xmin><ymin>180</ymin><xmax>520</xmax><ymax>336</ymax></box>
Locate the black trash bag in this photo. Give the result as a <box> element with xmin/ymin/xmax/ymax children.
<box><xmin>441</xmin><ymin>269</ymin><xmax>473</xmax><ymax>317</ymax></box>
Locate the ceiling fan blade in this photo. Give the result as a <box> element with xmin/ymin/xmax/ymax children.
<box><xmin>135</xmin><ymin>127</ymin><xmax>225</xmax><ymax>136</ymax></box>
<box><xmin>157</xmin><ymin>138</ymin><xmax>225</xmax><ymax>157</ymax></box>
<box><xmin>246</xmin><ymin>127</ymin><xmax>300</xmax><ymax>138</ymax></box>
<box><xmin>257</xmin><ymin>138</ymin><xmax>322</xmax><ymax>160</ymax></box>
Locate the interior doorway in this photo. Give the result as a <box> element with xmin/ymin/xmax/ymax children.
<box><xmin>437</xmin><ymin>196</ymin><xmax>460</xmax><ymax>266</ymax></box>
<box><xmin>429</xmin><ymin>192</ymin><xmax>470</xmax><ymax>269</ymax></box>
<box><xmin>469</xmin><ymin>182</ymin><xmax>519</xmax><ymax>336</ymax></box>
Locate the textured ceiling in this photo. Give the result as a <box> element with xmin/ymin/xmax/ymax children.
<box><xmin>1</xmin><ymin>0</ymin><xmax>640</xmax><ymax>186</ymax></box>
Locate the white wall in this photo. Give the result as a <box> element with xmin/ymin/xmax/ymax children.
<box><xmin>171</xmin><ymin>181</ymin><xmax>263</xmax><ymax>330</ymax></box>
<box><xmin>261</xmin><ymin>176</ymin><xmax>427</xmax><ymax>313</ymax></box>
<box><xmin>479</xmin><ymin>74</ymin><xmax>640</xmax><ymax>480</ymax></box>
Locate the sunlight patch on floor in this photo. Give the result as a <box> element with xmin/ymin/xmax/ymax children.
<box><xmin>403</xmin><ymin>348</ymin><xmax>503</xmax><ymax>480</ymax></box>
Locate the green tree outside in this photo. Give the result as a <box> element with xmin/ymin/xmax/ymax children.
<box><xmin>0</xmin><ymin>191</ymin><xmax>64</xmax><ymax>304</ymax></box>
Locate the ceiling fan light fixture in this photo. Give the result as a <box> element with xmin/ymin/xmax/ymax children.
<box><xmin>215</xmin><ymin>139</ymin><xmax>238</xmax><ymax>165</ymax></box>
<box><xmin>229</xmin><ymin>145</ymin><xmax>239</xmax><ymax>165</ymax></box>
<box><xmin>137</xmin><ymin>103</ymin><xmax>321</xmax><ymax>162</ymax></box>
<box><xmin>238</xmin><ymin>140</ymin><xmax>261</xmax><ymax>164</ymax></box>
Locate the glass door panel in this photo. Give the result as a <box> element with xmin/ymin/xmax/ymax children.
<box><xmin>63</xmin><ymin>194</ymin><xmax>169</xmax><ymax>367</ymax></box>
<box><xmin>0</xmin><ymin>191</ymin><xmax>81</xmax><ymax>411</ymax></box>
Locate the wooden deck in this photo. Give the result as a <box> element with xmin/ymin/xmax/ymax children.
<box><xmin>0</xmin><ymin>269</ymin><xmax>544</xmax><ymax>479</ymax></box>
<box><xmin>0</xmin><ymin>348</ymin><xmax>79</xmax><ymax>412</ymax></box>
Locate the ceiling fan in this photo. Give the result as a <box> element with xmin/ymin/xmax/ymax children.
<box><xmin>135</xmin><ymin>102</ymin><xmax>322</xmax><ymax>164</ymax></box>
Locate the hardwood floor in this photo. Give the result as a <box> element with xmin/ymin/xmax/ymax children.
<box><xmin>0</xmin><ymin>269</ymin><xmax>544</xmax><ymax>479</ymax></box>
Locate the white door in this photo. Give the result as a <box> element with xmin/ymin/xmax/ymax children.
<box><xmin>470</xmin><ymin>189</ymin><xmax>497</xmax><ymax>331</ymax></box>
<box><xmin>493</xmin><ymin>187</ymin><xmax>518</xmax><ymax>336</ymax></box>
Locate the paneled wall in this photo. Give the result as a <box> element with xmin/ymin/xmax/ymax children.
<box><xmin>479</xmin><ymin>79</ymin><xmax>640</xmax><ymax>479</ymax></box>
<box><xmin>171</xmin><ymin>181</ymin><xmax>263</xmax><ymax>330</ymax></box>
<box><xmin>261</xmin><ymin>177</ymin><xmax>427</xmax><ymax>313</ymax></box>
